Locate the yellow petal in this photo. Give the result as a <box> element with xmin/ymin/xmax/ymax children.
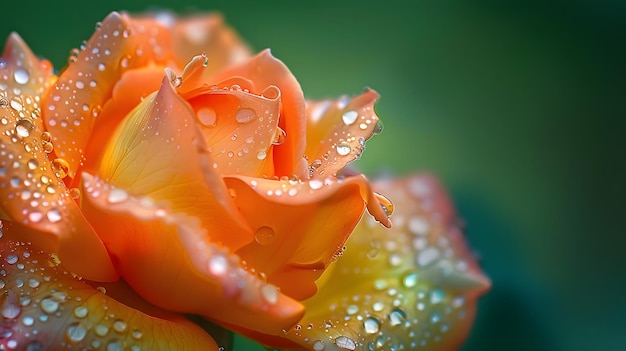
<box><xmin>0</xmin><ymin>239</ymin><xmax>220</xmax><ymax>350</ymax></box>
<box><xmin>283</xmin><ymin>174</ymin><xmax>490</xmax><ymax>351</ymax></box>
<box><xmin>79</xmin><ymin>173</ymin><xmax>304</xmax><ymax>336</ymax></box>
<box><xmin>96</xmin><ymin>74</ymin><xmax>250</xmax><ymax>249</ymax></box>
<box><xmin>0</xmin><ymin>35</ymin><xmax>116</xmax><ymax>281</ymax></box>
<box><xmin>225</xmin><ymin>174</ymin><xmax>391</xmax><ymax>301</ymax></box>
<box><xmin>304</xmin><ymin>89</ymin><xmax>382</xmax><ymax>179</ymax></box>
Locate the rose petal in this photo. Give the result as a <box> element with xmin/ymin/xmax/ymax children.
<box><xmin>304</xmin><ymin>89</ymin><xmax>382</xmax><ymax>179</ymax></box>
<box><xmin>210</xmin><ymin>50</ymin><xmax>308</xmax><ymax>178</ymax></box>
<box><xmin>43</xmin><ymin>12</ymin><xmax>175</xmax><ymax>178</ymax></box>
<box><xmin>0</xmin><ymin>239</ymin><xmax>220</xmax><ymax>350</ymax></box>
<box><xmin>79</xmin><ymin>172</ymin><xmax>304</xmax><ymax>336</ymax></box>
<box><xmin>224</xmin><ymin>174</ymin><xmax>391</xmax><ymax>301</ymax></box>
<box><xmin>179</xmin><ymin>57</ymin><xmax>282</xmax><ymax>177</ymax></box>
<box><xmin>95</xmin><ymin>75</ymin><xmax>250</xmax><ymax>248</ymax></box>
<box><xmin>282</xmin><ymin>174</ymin><xmax>490</xmax><ymax>351</ymax></box>
<box><xmin>0</xmin><ymin>35</ymin><xmax>116</xmax><ymax>281</ymax></box>
<box><xmin>169</xmin><ymin>13</ymin><xmax>252</xmax><ymax>74</ymax></box>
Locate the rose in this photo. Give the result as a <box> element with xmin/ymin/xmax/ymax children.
<box><xmin>0</xmin><ymin>10</ymin><xmax>489</xmax><ymax>350</ymax></box>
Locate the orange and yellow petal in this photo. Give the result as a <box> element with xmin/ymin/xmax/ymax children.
<box><xmin>95</xmin><ymin>74</ymin><xmax>250</xmax><ymax>249</ymax></box>
<box><xmin>79</xmin><ymin>173</ymin><xmax>304</xmax><ymax>336</ymax></box>
<box><xmin>224</xmin><ymin>174</ymin><xmax>391</xmax><ymax>301</ymax></box>
<box><xmin>0</xmin><ymin>239</ymin><xmax>219</xmax><ymax>350</ymax></box>
<box><xmin>43</xmin><ymin>12</ymin><xmax>175</xmax><ymax>178</ymax></box>
<box><xmin>282</xmin><ymin>174</ymin><xmax>490</xmax><ymax>351</ymax></box>
<box><xmin>304</xmin><ymin>89</ymin><xmax>382</xmax><ymax>179</ymax></box>
<box><xmin>209</xmin><ymin>50</ymin><xmax>308</xmax><ymax>178</ymax></box>
<box><xmin>0</xmin><ymin>35</ymin><xmax>115</xmax><ymax>281</ymax></box>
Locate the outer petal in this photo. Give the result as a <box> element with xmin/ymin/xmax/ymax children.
<box><xmin>168</xmin><ymin>12</ymin><xmax>252</xmax><ymax>73</ymax></box>
<box><xmin>0</xmin><ymin>239</ymin><xmax>219</xmax><ymax>350</ymax></box>
<box><xmin>43</xmin><ymin>12</ymin><xmax>174</xmax><ymax>178</ymax></box>
<box><xmin>95</xmin><ymin>75</ymin><xmax>250</xmax><ymax>249</ymax></box>
<box><xmin>224</xmin><ymin>174</ymin><xmax>391</xmax><ymax>301</ymax></box>
<box><xmin>209</xmin><ymin>50</ymin><xmax>308</xmax><ymax>178</ymax></box>
<box><xmin>282</xmin><ymin>175</ymin><xmax>490</xmax><ymax>351</ymax></box>
<box><xmin>304</xmin><ymin>90</ymin><xmax>382</xmax><ymax>178</ymax></box>
<box><xmin>0</xmin><ymin>35</ymin><xmax>116</xmax><ymax>281</ymax></box>
<box><xmin>79</xmin><ymin>173</ymin><xmax>304</xmax><ymax>336</ymax></box>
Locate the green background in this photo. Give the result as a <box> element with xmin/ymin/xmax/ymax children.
<box><xmin>3</xmin><ymin>0</ymin><xmax>624</xmax><ymax>350</ymax></box>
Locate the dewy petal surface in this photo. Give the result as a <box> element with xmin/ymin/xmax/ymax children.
<box><xmin>0</xmin><ymin>239</ymin><xmax>220</xmax><ymax>350</ymax></box>
<box><xmin>44</xmin><ymin>11</ymin><xmax>253</xmax><ymax>180</ymax></box>
<box><xmin>209</xmin><ymin>50</ymin><xmax>308</xmax><ymax>178</ymax></box>
<box><xmin>225</xmin><ymin>174</ymin><xmax>391</xmax><ymax>300</ymax></box>
<box><xmin>304</xmin><ymin>90</ymin><xmax>382</xmax><ymax>179</ymax></box>
<box><xmin>0</xmin><ymin>34</ymin><xmax>116</xmax><ymax>281</ymax></box>
<box><xmin>282</xmin><ymin>174</ymin><xmax>490</xmax><ymax>351</ymax></box>
<box><xmin>96</xmin><ymin>75</ymin><xmax>250</xmax><ymax>249</ymax></box>
<box><xmin>79</xmin><ymin>173</ymin><xmax>304</xmax><ymax>336</ymax></box>
<box><xmin>181</xmin><ymin>57</ymin><xmax>282</xmax><ymax>177</ymax></box>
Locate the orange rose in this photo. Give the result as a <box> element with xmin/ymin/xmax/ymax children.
<box><xmin>0</xmin><ymin>10</ymin><xmax>488</xmax><ymax>350</ymax></box>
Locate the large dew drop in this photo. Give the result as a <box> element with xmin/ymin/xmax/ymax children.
<box><xmin>235</xmin><ymin>108</ymin><xmax>256</xmax><ymax>124</ymax></box>
<box><xmin>13</xmin><ymin>68</ymin><xmax>30</xmax><ymax>85</ymax></box>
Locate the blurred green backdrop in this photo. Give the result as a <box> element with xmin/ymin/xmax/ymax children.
<box><xmin>2</xmin><ymin>0</ymin><xmax>624</xmax><ymax>350</ymax></box>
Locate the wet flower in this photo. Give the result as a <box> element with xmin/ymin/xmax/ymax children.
<box><xmin>0</xmin><ymin>10</ymin><xmax>488</xmax><ymax>351</ymax></box>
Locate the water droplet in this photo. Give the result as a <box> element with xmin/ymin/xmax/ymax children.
<box><xmin>389</xmin><ymin>308</ymin><xmax>407</xmax><ymax>326</ymax></box>
<box><xmin>22</xmin><ymin>315</ymin><xmax>34</xmax><ymax>326</ymax></box>
<box><xmin>430</xmin><ymin>288</ymin><xmax>446</xmax><ymax>304</ymax></box>
<box><xmin>119</xmin><ymin>55</ymin><xmax>132</xmax><ymax>68</ymax></box>
<box><xmin>402</xmin><ymin>271</ymin><xmax>419</xmax><ymax>288</ymax></box>
<box><xmin>255</xmin><ymin>226</ymin><xmax>276</xmax><ymax>245</ymax></box>
<box><xmin>27</xmin><ymin>278</ymin><xmax>40</xmax><ymax>288</ymax></box>
<box><xmin>256</xmin><ymin>149</ymin><xmax>267</xmax><ymax>160</ymax></box>
<box><xmin>374</xmin><ymin>192</ymin><xmax>393</xmax><ymax>216</ymax></box>
<box><xmin>107</xmin><ymin>188</ymin><xmax>129</xmax><ymax>204</ymax></box>
<box><xmin>40</xmin><ymin>296</ymin><xmax>59</xmax><ymax>313</ymax></box>
<box><xmin>197</xmin><ymin>107</ymin><xmax>217</xmax><ymax>127</ymax></box>
<box><xmin>73</xmin><ymin>306</ymin><xmax>88</xmax><ymax>318</ymax></box>
<box><xmin>51</xmin><ymin>158</ymin><xmax>70</xmax><ymax>178</ymax></box>
<box><xmin>1</xmin><ymin>291</ymin><xmax>20</xmax><ymax>319</ymax></box>
<box><xmin>0</xmin><ymin>98</ymin><xmax>8</xmax><ymax>108</ymax></box>
<box><xmin>346</xmin><ymin>304</ymin><xmax>359</xmax><ymax>315</ymax></box>
<box><xmin>15</xmin><ymin>119</ymin><xmax>34</xmax><ymax>138</ymax></box>
<box><xmin>69</xmin><ymin>188</ymin><xmax>81</xmax><ymax>199</ymax></box>
<box><xmin>27</xmin><ymin>159</ymin><xmax>39</xmax><ymax>170</ymax></box>
<box><xmin>408</xmin><ymin>216</ymin><xmax>429</xmax><ymax>235</ymax></box>
<box><xmin>131</xmin><ymin>329</ymin><xmax>143</xmax><ymax>340</ymax></box>
<box><xmin>372</xmin><ymin>301</ymin><xmax>384</xmax><ymax>312</ymax></box>
<box><xmin>313</xmin><ymin>340</ymin><xmax>325</xmax><ymax>351</ymax></box>
<box><xmin>272</xmin><ymin>127</ymin><xmax>286</xmax><ymax>145</ymax></box>
<box><xmin>342</xmin><ymin>110</ymin><xmax>358</xmax><ymax>125</ymax></box>
<box><xmin>94</xmin><ymin>324</ymin><xmax>109</xmax><ymax>337</ymax></box>
<box><xmin>91</xmin><ymin>104</ymin><xmax>102</xmax><ymax>118</ymax></box>
<box><xmin>46</xmin><ymin>209</ymin><xmax>62</xmax><ymax>223</ymax></box>
<box><xmin>261</xmin><ymin>284</ymin><xmax>278</xmax><ymax>304</ymax></box>
<box><xmin>335</xmin><ymin>336</ymin><xmax>356</xmax><ymax>350</ymax></box>
<box><xmin>113</xmin><ymin>319</ymin><xmax>127</xmax><ymax>333</ymax></box>
<box><xmin>336</xmin><ymin>142</ymin><xmax>351</xmax><ymax>156</ymax></box>
<box><xmin>417</xmin><ymin>247</ymin><xmax>440</xmax><ymax>267</ymax></box>
<box><xmin>363</xmin><ymin>317</ymin><xmax>380</xmax><ymax>334</ymax></box>
<box><xmin>66</xmin><ymin>322</ymin><xmax>87</xmax><ymax>343</ymax></box>
<box><xmin>209</xmin><ymin>255</ymin><xmax>228</xmax><ymax>275</ymax></box>
<box><xmin>235</xmin><ymin>108</ymin><xmax>256</xmax><ymax>123</ymax></box>
<box><xmin>309</xmin><ymin>179</ymin><xmax>323</xmax><ymax>190</ymax></box>
<box><xmin>5</xmin><ymin>254</ymin><xmax>18</xmax><ymax>264</ymax></box>
<box><xmin>14</xmin><ymin>68</ymin><xmax>30</xmax><ymax>85</ymax></box>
